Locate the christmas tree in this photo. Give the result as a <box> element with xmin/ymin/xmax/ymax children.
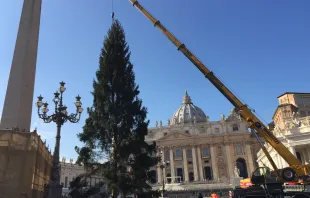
<box><xmin>75</xmin><ymin>20</ymin><xmax>160</xmax><ymax>198</ymax></box>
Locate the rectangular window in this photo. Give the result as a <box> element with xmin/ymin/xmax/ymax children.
<box><xmin>215</xmin><ymin>128</ymin><xmax>220</xmax><ymax>133</ymax></box>
<box><xmin>300</xmin><ymin>111</ymin><xmax>306</xmax><ymax>117</ymax></box>
<box><xmin>65</xmin><ymin>176</ymin><xmax>68</xmax><ymax>188</ymax></box>
<box><xmin>187</xmin><ymin>150</ymin><xmax>192</xmax><ymax>158</ymax></box>
<box><xmin>175</xmin><ymin>148</ymin><xmax>182</xmax><ymax>158</ymax></box>
<box><xmin>203</xmin><ymin>147</ymin><xmax>210</xmax><ymax>157</ymax></box>
<box><xmin>235</xmin><ymin>144</ymin><xmax>243</xmax><ymax>155</ymax></box>
<box><xmin>303</xmin><ymin>97</ymin><xmax>310</xmax><ymax>106</ymax></box>
<box><xmin>233</xmin><ymin>124</ymin><xmax>239</xmax><ymax>131</ymax></box>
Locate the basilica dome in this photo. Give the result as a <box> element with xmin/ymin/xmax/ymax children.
<box><xmin>170</xmin><ymin>91</ymin><xmax>207</xmax><ymax>125</ymax></box>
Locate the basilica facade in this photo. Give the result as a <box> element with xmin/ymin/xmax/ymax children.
<box><xmin>145</xmin><ymin>91</ymin><xmax>261</xmax><ymax>186</ymax></box>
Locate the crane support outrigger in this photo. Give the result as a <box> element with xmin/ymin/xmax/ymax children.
<box><xmin>129</xmin><ymin>0</ymin><xmax>310</xmax><ymax>186</ymax></box>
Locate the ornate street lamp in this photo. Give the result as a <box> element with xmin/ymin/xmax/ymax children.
<box><xmin>37</xmin><ymin>81</ymin><xmax>83</xmax><ymax>198</ymax></box>
<box><xmin>159</xmin><ymin>151</ymin><xmax>170</xmax><ymax>198</ymax></box>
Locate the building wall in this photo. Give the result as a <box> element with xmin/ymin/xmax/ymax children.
<box><xmin>257</xmin><ymin>116</ymin><xmax>310</xmax><ymax>169</ymax></box>
<box><xmin>0</xmin><ymin>130</ymin><xmax>52</xmax><ymax>198</ymax></box>
<box><xmin>60</xmin><ymin>160</ymin><xmax>106</xmax><ymax>189</ymax></box>
<box><xmin>274</xmin><ymin>93</ymin><xmax>310</xmax><ymax>131</ymax></box>
<box><xmin>60</xmin><ymin>160</ymin><xmax>85</xmax><ymax>188</ymax></box>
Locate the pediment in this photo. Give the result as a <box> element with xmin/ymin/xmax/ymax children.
<box><xmin>158</xmin><ymin>131</ymin><xmax>192</xmax><ymax>141</ymax></box>
<box><xmin>226</xmin><ymin>111</ymin><xmax>242</xmax><ymax>122</ymax></box>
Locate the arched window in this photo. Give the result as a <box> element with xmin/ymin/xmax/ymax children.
<box><xmin>175</xmin><ymin>148</ymin><xmax>182</xmax><ymax>158</ymax></box>
<box><xmin>235</xmin><ymin>144</ymin><xmax>243</xmax><ymax>155</ymax></box>
<box><xmin>233</xmin><ymin>124</ymin><xmax>239</xmax><ymax>131</ymax></box>
<box><xmin>203</xmin><ymin>147</ymin><xmax>210</xmax><ymax>157</ymax></box>
<box><xmin>236</xmin><ymin>158</ymin><xmax>248</xmax><ymax>178</ymax></box>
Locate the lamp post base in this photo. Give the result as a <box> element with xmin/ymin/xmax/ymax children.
<box><xmin>44</xmin><ymin>183</ymin><xmax>63</xmax><ymax>198</ymax></box>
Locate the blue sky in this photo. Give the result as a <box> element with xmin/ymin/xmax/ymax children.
<box><xmin>1</xmin><ymin>0</ymin><xmax>309</xmax><ymax>161</ymax></box>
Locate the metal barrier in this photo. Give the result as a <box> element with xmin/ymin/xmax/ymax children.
<box><xmin>283</xmin><ymin>185</ymin><xmax>305</xmax><ymax>192</ymax></box>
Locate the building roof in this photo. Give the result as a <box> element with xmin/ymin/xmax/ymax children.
<box><xmin>277</xmin><ymin>92</ymin><xmax>310</xmax><ymax>98</ymax></box>
<box><xmin>170</xmin><ymin>91</ymin><xmax>207</xmax><ymax>125</ymax></box>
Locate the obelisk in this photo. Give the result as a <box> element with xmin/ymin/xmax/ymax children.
<box><xmin>0</xmin><ymin>0</ymin><xmax>42</xmax><ymax>132</ymax></box>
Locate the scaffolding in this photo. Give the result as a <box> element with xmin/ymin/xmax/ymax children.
<box><xmin>0</xmin><ymin>129</ymin><xmax>53</xmax><ymax>198</ymax></box>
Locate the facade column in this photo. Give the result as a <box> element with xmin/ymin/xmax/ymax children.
<box><xmin>157</xmin><ymin>166</ymin><xmax>162</xmax><ymax>184</ymax></box>
<box><xmin>210</xmin><ymin>144</ymin><xmax>219</xmax><ymax>181</ymax></box>
<box><xmin>303</xmin><ymin>148</ymin><xmax>309</xmax><ymax>165</ymax></box>
<box><xmin>306</xmin><ymin>147</ymin><xmax>310</xmax><ymax>164</ymax></box>
<box><xmin>288</xmin><ymin>146</ymin><xmax>296</xmax><ymax>157</ymax></box>
<box><xmin>245</xmin><ymin>144</ymin><xmax>254</xmax><ymax>174</ymax></box>
<box><xmin>157</xmin><ymin>149</ymin><xmax>162</xmax><ymax>184</ymax></box>
<box><xmin>182</xmin><ymin>147</ymin><xmax>189</xmax><ymax>182</ymax></box>
<box><xmin>225</xmin><ymin>143</ymin><xmax>234</xmax><ymax>180</ymax></box>
<box><xmin>197</xmin><ymin>146</ymin><xmax>204</xmax><ymax>181</ymax></box>
<box><xmin>278</xmin><ymin>155</ymin><xmax>284</xmax><ymax>169</ymax></box>
<box><xmin>276</xmin><ymin>154</ymin><xmax>282</xmax><ymax>169</ymax></box>
<box><xmin>281</xmin><ymin>157</ymin><xmax>289</xmax><ymax>168</ymax></box>
<box><xmin>162</xmin><ymin>148</ymin><xmax>166</xmax><ymax>183</ymax></box>
<box><xmin>192</xmin><ymin>146</ymin><xmax>199</xmax><ymax>181</ymax></box>
<box><xmin>169</xmin><ymin>147</ymin><xmax>175</xmax><ymax>183</ymax></box>
<box><xmin>300</xmin><ymin>150</ymin><xmax>306</xmax><ymax>165</ymax></box>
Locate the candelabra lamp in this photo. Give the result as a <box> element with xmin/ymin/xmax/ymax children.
<box><xmin>37</xmin><ymin>81</ymin><xmax>83</xmax><ymax>198</ymax></box>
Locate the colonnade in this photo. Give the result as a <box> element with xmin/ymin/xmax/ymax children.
<box><xmin>261</xmin><ymin>146</ymin><xmax>310</xmax><ymax>169</ymax></box>
<box><xmin>156</xmin><ymin>142</ymin><xmax>255</xmax><ymax>184</ymax></box>
<box><xmin>295</xmin><ymin>146</ymin><xmax>310</xmax><ymax>165</ymax></box>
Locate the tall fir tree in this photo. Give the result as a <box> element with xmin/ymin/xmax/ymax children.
<box><xmin>75</xmin><ymin>20</ymin><xmax>160</xmax><ymax>198</ymax></box>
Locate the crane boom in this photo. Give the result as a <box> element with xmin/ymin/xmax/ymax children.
<box><xmin>129</xmin><ymin>0</ymin><xmax>305</xmax><ymax>177</ymax></box>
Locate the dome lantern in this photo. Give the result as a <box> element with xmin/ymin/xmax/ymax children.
<box><xmin>171</xmin><ymin>90</ymin><xmax>207</xmax><ymax>125</ymax></box>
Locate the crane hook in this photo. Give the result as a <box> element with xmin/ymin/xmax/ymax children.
<box><xmin>111</xmin><ymin>0</ymin><xmax>115</xmax><ymax>21</ymax></box>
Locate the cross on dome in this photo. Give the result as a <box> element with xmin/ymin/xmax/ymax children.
<box><xmin>182</xmin><ymin>90</ymin><xmax>193</xmax><ymax>104</ymax></box>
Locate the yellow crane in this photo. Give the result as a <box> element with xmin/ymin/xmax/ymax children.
<box><xmin>129</xmin><ymin>0</ymin><xmax>310</xmax><ymax>197</ymax></box>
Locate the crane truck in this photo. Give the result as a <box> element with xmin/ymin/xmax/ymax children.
<box><xmin>129</xmin><ymin>1</ymin><xmax>310</xmax><ymax>197</ymax></box>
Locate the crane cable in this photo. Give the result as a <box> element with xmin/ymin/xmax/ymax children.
<box><xmin>111</xmin><ymin>0</ymin><xmax>115</xmax><ymax>21</ymax></box>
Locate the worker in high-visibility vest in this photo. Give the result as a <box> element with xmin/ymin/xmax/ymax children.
<box><xmin>211</xmin><ymin>192</ymin><xmax>218</xmax><ymax>198</ymax></box>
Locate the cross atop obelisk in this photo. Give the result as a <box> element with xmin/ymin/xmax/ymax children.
<box><xmin>0</xmin><ymin>0</ymin><xmax>42</xmax><ymax>132</ymax></box>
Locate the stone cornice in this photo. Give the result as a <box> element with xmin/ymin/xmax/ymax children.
<box><xmin>199</xmin><ymin>143</ymin><xmax>211</xmax><ymax>148</ymax></box>
<box><xmin>210</xmin><ymin>143</ymin><xmax>223</xmax><ymax>147</ymax></box>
